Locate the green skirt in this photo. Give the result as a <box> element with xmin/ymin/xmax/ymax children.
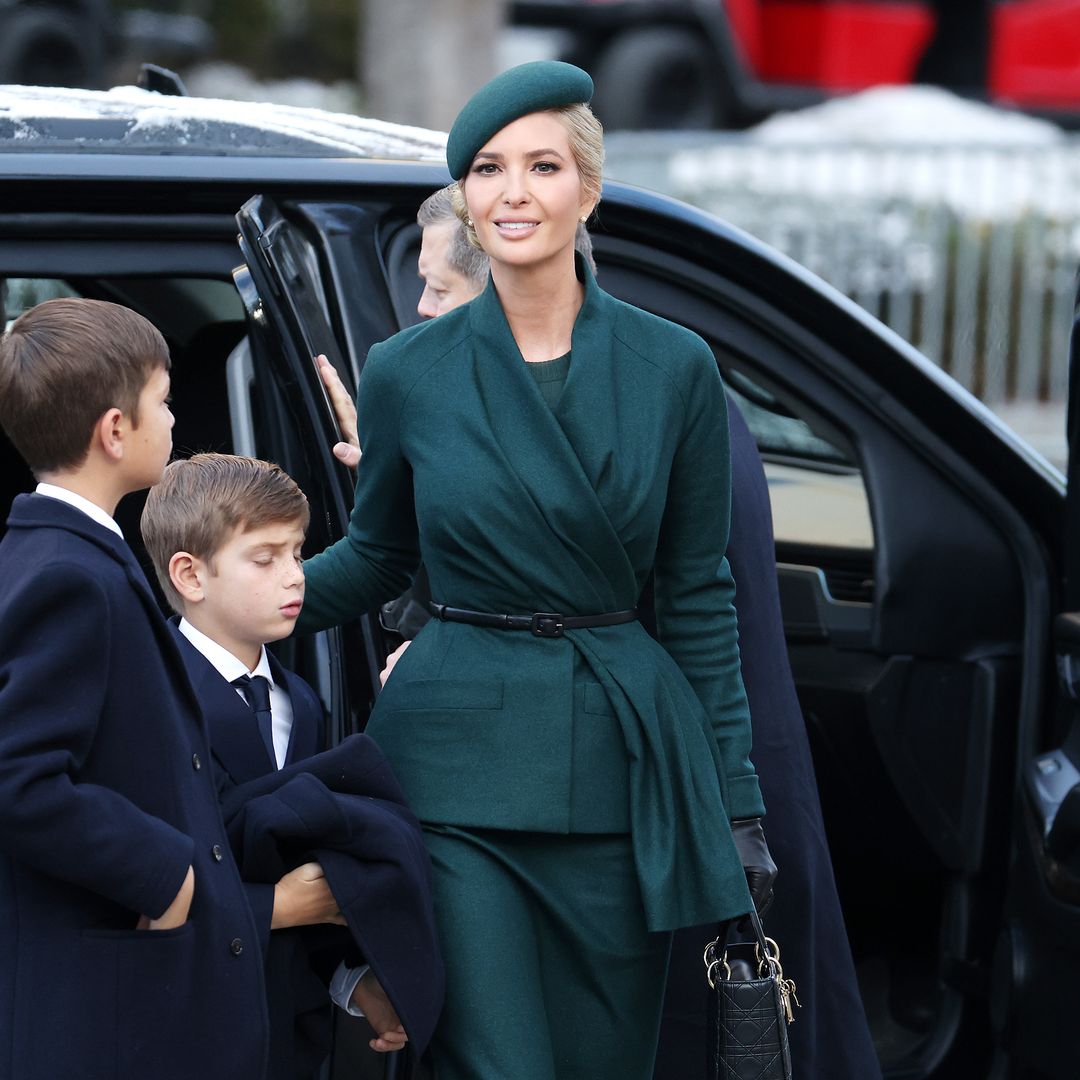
<box><xmin>424</xmin><ymin>825</ymin><xmax>673</xmax><ymax>1080</ymax></box>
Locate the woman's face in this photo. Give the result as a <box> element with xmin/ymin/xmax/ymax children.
<box><xmin>462</xmin><ymin>111</ymin><xmax>595</xmax><ymax>271</ymax></box>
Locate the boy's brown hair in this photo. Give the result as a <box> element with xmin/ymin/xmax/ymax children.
<box><xmin>141</xmin><ymin>453</ymin><xmax>310</xmax><ymax>614</ymax></box>
<box><xmin>0</xmin><ymin>297</ymin><xmax>170</xmax><ymax>476</ymax></box>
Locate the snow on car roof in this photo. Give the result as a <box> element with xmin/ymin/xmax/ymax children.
<box><xmin>0</xmin><ymin>84</ymin><xmax>449</xmax><ymax>160</ymax></box>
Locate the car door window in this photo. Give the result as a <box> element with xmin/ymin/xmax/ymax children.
<box><xmin>2</xmin><ymin>278</ymin><xmax>79</xmax><ymax>330</ymax></box>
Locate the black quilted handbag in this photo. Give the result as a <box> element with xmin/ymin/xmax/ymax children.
<box><xmin>704</xmin><ymin>910</ymin><xmax>798</xmax><ymax>1080</ymax></box>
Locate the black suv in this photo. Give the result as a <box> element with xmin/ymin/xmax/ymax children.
<box><xmin>1</xmin><ymin>84</ymin><xmax>1077</xmax><ymax>1080</ymax></box>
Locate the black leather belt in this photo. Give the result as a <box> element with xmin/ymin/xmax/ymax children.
<box><xmin>428</xmin><ymin>603</ymin><xmax>638</xmax><ymax>639</ymax></box>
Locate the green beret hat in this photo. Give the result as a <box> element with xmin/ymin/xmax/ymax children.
<box><xmin>446</xmin><ymin>61</ymin><xmax>594</xmax><ymax>180</ymax></box>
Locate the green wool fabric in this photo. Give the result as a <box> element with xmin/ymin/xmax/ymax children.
<box><xmin>297</xmin><ymin>258</ymin><xmax>763</xmax><ymax>932</ymax></box>
<box><xmin>445</xmin><ymin>60</ymin><xmax>594</xmax><ymax>179</ymax></box>
<box><xmin>424</xmin><ymin>825</ymin><xmax>672</xmax><ymax>1079</ymax></box>
<box><xmin>524</xmin><ymin>350</ymin><xmax>571</xmax><ymax>408</ymax></box>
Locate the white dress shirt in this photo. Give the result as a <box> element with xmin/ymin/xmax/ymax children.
<box><xmin>35</xmin><ymin>482</ymin><xmax>123</xmax><ymax>538</ymax></box>
<box><xmin>177</xmin><ymin>619</ymin><xmax>293</xmax><ymax>769</ymax></box>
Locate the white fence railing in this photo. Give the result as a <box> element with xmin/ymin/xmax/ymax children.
<box><xmin>605</xmin><ymin>134</ymin><xmax>1080</xmax><ymax>408</ymax></box>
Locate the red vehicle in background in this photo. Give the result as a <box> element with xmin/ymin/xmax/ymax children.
<box><xmin>512</xmin><ymin>0</ymin><xmax>1080</xmax><ymax>128</ymax></box>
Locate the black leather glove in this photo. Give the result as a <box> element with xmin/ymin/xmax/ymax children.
<box><xmin>731</xmin><ymin>817</ymin><xmax>777</xmax><ymax>915</ymax></box>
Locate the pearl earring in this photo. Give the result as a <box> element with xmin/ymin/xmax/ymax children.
<box><xmin>466</xmin><ymin>218</ymin><xmax>473</xmax><ymax>227</ymax></box>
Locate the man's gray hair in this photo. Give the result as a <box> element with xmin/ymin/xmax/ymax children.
<box><xmin>417</xmin><ymin>185</ymin><xmax>489</xmax><ymax>287</ymax></box>
<box><xmin>417</xmin><ymin>184</ymin><xmax>597</xmax><ymax>282</ymax></box>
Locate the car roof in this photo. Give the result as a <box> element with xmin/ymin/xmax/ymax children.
<box><xmin>0</xmin><ymin>83</ymin><xmax>449</xmax><ymax>160</ymax></box>
<box><xmin>0</xmin><ymin>85</ymin><xmax>1062</xmax><ymax>500</ymax></box>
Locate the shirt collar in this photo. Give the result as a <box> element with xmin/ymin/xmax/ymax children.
<box><xmin>34</xmin><ymin>482</ymin><xmax>123</xmax><ymax>538</ymax></box>
<box><xmin>178</xmin><ymin>617</ymin><xmax>274</xmax><ymax>687</ymax></box>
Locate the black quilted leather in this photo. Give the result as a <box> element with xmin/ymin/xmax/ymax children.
<box><xmin>707</xmin><ymin>975</ymin><xmax>793</xmax><ymax>1080</ymax></box>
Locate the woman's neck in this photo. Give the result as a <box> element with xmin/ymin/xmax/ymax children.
<box><xmin>491</xmin><ymin>249</ymin><xmax>583</xmax><ymax>363</ymax></box>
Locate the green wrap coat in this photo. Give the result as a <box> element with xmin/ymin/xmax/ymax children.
<box><xmin>299</xmin><ymin>261</ymin><xmax>764</xmax><ymax>932</ymax></box>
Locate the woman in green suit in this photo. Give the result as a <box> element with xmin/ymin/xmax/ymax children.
<box><xmin>298</xmin><ymin>61</ymin><xmax>776</xmax><ymax>1080</ymax></box>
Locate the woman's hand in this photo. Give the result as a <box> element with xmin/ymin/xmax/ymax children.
<box><xmin>731</xmin><ymin>818</ymin><xmax>777</xmax><ymax>914</ymax></box>
<box><xmin>315</xmin><ymin>354</ymin><xmax>361</xmax><ymax>469</ymax></box>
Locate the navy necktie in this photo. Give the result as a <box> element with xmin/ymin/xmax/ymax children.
<box><xmin>232</xmin><ymin>674</ymin><xmax>277</xmax><ymax>768</ymax></box>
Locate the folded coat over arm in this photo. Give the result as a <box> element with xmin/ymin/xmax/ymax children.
<box><xmin>219</xmin><ymin>735</ymin><xmax>445</xmax><ymax>1055</ymax></box>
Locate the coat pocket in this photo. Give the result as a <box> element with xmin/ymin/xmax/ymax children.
<box><xmin>382</xmin><ymin>677</ymin><xmax>504</xmax><ymax>711</ymax></box>
<box><xmin>83</xmin><ymin>921</ymin><xmax>198</xmax><ymax>1079</ymax></box>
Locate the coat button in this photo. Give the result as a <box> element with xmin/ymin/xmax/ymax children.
<box><xmin>191</xmin><ymin>753</ymin><xmax>201</xmax><ymax>771</ymax></box>
<box><xmin>230</xmin><ymin>937</ymin><xmax>244</xmax><ymax>956</ymax></box>
<box><xmin>211</xmin><ymin>844</ymin><xmax>223</xmax><ymax>862</ymax></box>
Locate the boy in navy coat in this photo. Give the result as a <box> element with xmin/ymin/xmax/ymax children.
<box><xmin>141</xmin><ymin>452</ymin><xmax>412</xmax><ymax>1078</ymax></box>
<box><xmin>0</xmin><ymin>299</ymin><xmax>274</xmax><ymax>1079</ymax></box>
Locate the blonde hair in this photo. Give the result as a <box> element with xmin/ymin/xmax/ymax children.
<box><xmin>453</xmin><ymin>102</ymin><xmax>604</xmax><ymax>250</ymax></box>
<box><xmin>141</xmin><ymin>453</ymin><xmax>309</xmax><ymax>613</ymax></box>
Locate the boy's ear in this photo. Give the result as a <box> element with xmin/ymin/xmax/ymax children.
<box><xmin>93</xmin><ymin>407</ymin><xmax>126</xmax><ymax>462</ymax></box>
<box><xmin>168</xmin><ymin>551</ymin><xmax>206</xmax><ymax>605</ymax></box>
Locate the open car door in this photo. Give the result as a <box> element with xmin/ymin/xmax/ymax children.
<box><xmin>234</xmin><ymin>192</ymin><xmax>430</xmax><ymax>1080</ymax></box>
<box><xmin>996</xmin><ymin>284</ymin><xmax>1080</xmax><ymax>1079</ymax></box>
<box><xmin>234</xmin><ymin>193</ymin><xmax>393</xmax><ymax>741</ymax></box>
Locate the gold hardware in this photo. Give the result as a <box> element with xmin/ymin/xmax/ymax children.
<box><xmin>777</xmin><ymin>976</ymin><xmax>800</xmax><ymax>1024</ymax></box>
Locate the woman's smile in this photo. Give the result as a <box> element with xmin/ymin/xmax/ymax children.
<box><xmin>492</xmin><ymin>218</ymin><xmax>540</xmax><ymax>239</ymax></box>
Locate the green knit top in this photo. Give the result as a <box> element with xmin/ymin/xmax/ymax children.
<box><xmin>524</xmin><ymin>352</ymin><xmax>571</xmax><ymax>408</ymax></box>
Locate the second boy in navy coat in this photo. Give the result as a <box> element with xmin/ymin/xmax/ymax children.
<box><xmin>171</xmin><ymin>624</ymin><xmax>339</xmax><ymax>1080</ymax></box>
<box><xmin>142</xmin><ymin>453</ymin><xmax>442</xmax><ymax>1072</ymax></box>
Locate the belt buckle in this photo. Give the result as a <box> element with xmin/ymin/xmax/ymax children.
<box><xmin>531</xmin><ymin>612</ymin><xmax>565</xmax><ymax>638</ymax></box>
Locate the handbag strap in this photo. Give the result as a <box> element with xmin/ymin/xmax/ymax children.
<box><xmin>747</xmin><ymin>909</ymin><xmax>781</xmax><ymax>977</ymax></box>
<box><xmin>703</xmin><ymin>910</ymin><xmax>782</xmax><ymax>987</ymax></box>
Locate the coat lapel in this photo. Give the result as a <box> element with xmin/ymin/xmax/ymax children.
<box><xmin>269</xmin><ymin>653</ymin><xmax>320</xmax><ymax>767</ymax></box>
<box><xmin>169</xmin><ymin>622</ymin><xmax>276</xmax><ymax>783</ymax></box>
<box><xmin>466</xmin><ymin>258</ymin><xmax>639</xmax><ymax>611</ymax></box>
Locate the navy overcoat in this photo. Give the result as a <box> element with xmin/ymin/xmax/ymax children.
<box><xmin>218</xmin><ymin>736</ymin><xmax>445</xmax><ymax>1056</ymax></box>
<box><xmin>0</xmin><ymin>495</ymin><xmax>268</xmax><ymax>1080</ymax></box>
<box><xmin>171</xmin><ymin>623</ymin><xmax>333</xmax><ymax>1080</ymax></box>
